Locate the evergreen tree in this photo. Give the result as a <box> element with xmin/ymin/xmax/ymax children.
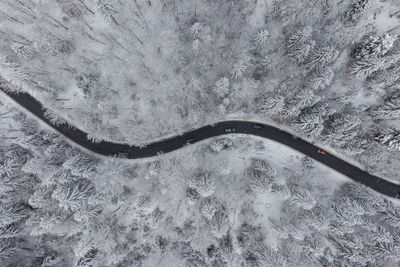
<box><xmin>231</xmin><ymin>60</ymin><xmax>247</xmax><ymax>81</ymax></box>
<box><xmin>370</xmin><ymin>100</ymin><xmax>400</xmax><ymax>120</ymax></box>
<box><xmin>190</xmin><ymin>22</ymin><xmax>201</xmax><ymax>39</ymax></box>
<box><xmin>253</xmin><ymin>30</ymin><xmax>270</xmax><ymax>49</ymax></box>
<box><xmin>213</xmin><ymin>77</ymin><xmax>230</xmax><ymax>98</ymax></box>
<box><xmin>293</xmin><ymin>111</ymin><xmax>324</xmax><ymax>138</ymax></box>
<box><xmin>288</xmin><ymin>26</ymin><xmax>315</xmax><ymax>64</ymax></box>
<box><xmin>307</xmin><ymin>67</ymin><xmax>334</xmax><ymax>91</ymax></box>
<box><xmin>93</xmin><ymin>0</ymin><xmax>116</xmax><ymax>23</ymax></box>
<box><xmin>192</xmin><ymin>39</ymin><xmax>200</xmax><ymax>56</ymax></box>
<box><xmin>306</xmin><ymin>46</ymin><xmax>339</xmax><ymax>70</ymax></box>
<box><xmin>350</xmin><ymin>53</ymin><xmax>400</xmax><ymax>78</ymax></box>
<box><xmin>353</xmin><ymin>35</ymin><xmax>396</xmax><ymax>60</ymax></box>
<box><xmin>375</xmin><ymin>129</ymin><xmax>400</xmax><ymax>151</ymax></box>
<box><xmin>0</xmin><ymin>58</ymin><xmax>31</xmax><ymax>92</ymax></box>
<box><xmin>188</xmin><ymin>173</ymin><xmax>216</xmax><ymax>198</ymax></box>
<box><xmin>345</xmin><ymin>0</ymin><xmax>370</xmax><ymax>22</ymax></box>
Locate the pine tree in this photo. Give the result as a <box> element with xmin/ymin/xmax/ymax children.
<box><xmin>258</xmin><ymin>94</ymin><xmax>285</xmax><ymax>117</ymax></box>
<box><xmin>370</xmin><ymin>100</ymin><xmax>400</xmax><ymax>120</ymax></box>
<box><xmin>231</xmin><ymin>60</ymin><xmax>247</xmax><ymax>81</ymax></box>
<box><xmin>188</xmin><ymin>173</ymin><xmax>216</xmax><ymax>198</ymax></box>
<box><xmin>289</xmin><ymin>186</ymin><xmax>316</xmax><ymax>210</ymax></box>
<box><xmin>367</xmin><ymin>64</ymin><xmax>400</xmax><ymax>90</ymax></box>
<box><xmin>345</xmin><ymin>0</ymin><xmax>370</xmax><ymax>22</ymax></box>
<box><xmin>213</xmin><ymin>77</ymin><xmax>230</xmax><ymax>98</ymax></box>
<box><xmin>253</xmin><ymin>242</ymin><xmax>287</xmax><ymax>266</ymax></box>
<box><xmin>93</xmin><ymin>0</ymin><xmax>116</xmax><ymax>23</ymax></box>
<box><xmin>11</xmin><ymin>44</ymin><xmax>31</xmax><ymax>59</ymax></box>
<box><xmin>285</xmin><ymin>89</ymin><xmax>321</xmax><ymax>118</ymax></box>
<box><xmin>307</xmin><ymin>67</ymin><xmax>334</xmax><ymax>91</ymax></box>
<box><xmin>323</xmin><ymin>114</ymin><xmax>361</xmax><ymax>148</ymax></box>
<box><xmin>293</xmin><ymin>112</ymin><xmax>324</xmax><ymax>138</ymax></box>
<box><xmin>375</xmin><ymin>129</ymin><xmax>400</xmax><ymax>151</ymax></box>
<box><xmin>372</xmin><ymin>241</ymin><xmax>400</xmax><ymax>261</ymax></box>
<box><xmin>255</xmin><ymin>56</ymin><xmax>272</xmax><ymax>76</ymax></box>
<box><xmin>353</xmin><ymin>35</ymin><xmax>396</xmax><ymax>60</ymax></box>
<box><xmin>249</xmin><ymin>170</ymin><xmax>270</xmax><ymax>192</ymax></box>
<box><xmin>288</xmin><ymin>26</ymin><xmax>315</xmax><ymax>64</ymax></box>
<box><xmin>52</xmin><ymin>180</ymin><xmax>95</xmax><ymax>211</ymax></box>
<box><xmin>209</xmin><ymin>209</ymin><xmax>229</xmax><ymax>238</ymax></box>
<box><xmin>0</xmin><ymin>58</ymin><xmax>31</xmax><ymax>92</ymax></box>
<box><xmin>350</xmin><ymin>53</ymin><xmax>400</xmax><ymax>78</ymax></box>
<box><xmin>29</xmin><ymin>185</ymin><xmax>55</xmax><ymax>209</ymax></box>
<box><xmin>381</xmin><ymin>203</ymin><xmax>400</xmax><ymax>227</ymax></box>
<box><xmin>0</xmin><ymin>240</ymin><xmax>17</xmax><ymax>264</ymax></box>
<box><xmin>192</xmin><ymin>39</ymin><xmax>200</xmax><ymax>56</ymax></box>
<box><xmin>191</xmin><ymin>22</ymin><xmax>201</xmax><ymax>39</ymax></box>
<box><xmin>199</xmin><ymin>198</ymin><xmax>218</xmax><ymax>219</ymax></box>
<box><xmin>253</xmin><ymin>30</ymin><xmax>270</xmax><ymax>49</ymax></box>
<box><xmin>306</xmin><ymin>46</ymin><xmax>339</xmax><ymax>70</ymax></box>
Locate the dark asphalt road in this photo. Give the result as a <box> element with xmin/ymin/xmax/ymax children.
<box><xmin>2</xmin><ymin>88</ymin><xmax>400</xmax><ymax>199</ymax></box>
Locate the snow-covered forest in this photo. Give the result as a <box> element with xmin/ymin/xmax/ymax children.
<box><xmin>1</xmin><ymin>0</ymin><xmax>400</xmax><ymax>266</ymax></box>
<box><xmin>1</xmin><ymin>98</ymin><xmax>400</xmax><ymax>266</ymax></box>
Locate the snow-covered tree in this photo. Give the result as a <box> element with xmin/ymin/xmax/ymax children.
<box><xmin>11</xmin><ymin>44</ymin><xmax>32</xmax><ymax>59</ymax></box>
<box><xmin>76</xmin><ymin>247</ymin><xmax>99</xmax><ymax>267</ymax></box>
<box><xmin>370</xmin><ymin>100</ymin><xmax>400</xmax><ymax>120</ymax></box>
<box><xmin>289</xmin><ymin>186</ymin><xmax>316</xmax><ymax>210</ymax></box>
<box><xmin>63</xmin><ymin>153</ymin><xmax>98</xmax><ymax>178</ymax></box>
<box><xmin>371</xmin><ymin>241</ymin><xmax>400</xmax><ymax>262</ymax></box>
<box><xmin>231</xmin><ymin>60</ymin><xmax>247</xmax><ymax>81</ymax></box>
<box><xmin>253</xmin><ymin>242</ymin><xmax>287</xmax><ymax>266</ymax></box>
<box><xmin>306</xmin><ymin>46</ymin><xmax>339</xmax><ymax>70</ymax></box>
<box><xmin>0</xmin><ymin>204</ymin><xmax>27</xmax><ymax>229</ymax></box>
<box><xmin>213</xmin><ymin>77</ymin><xmax>230</xmax><ymax>98</ymax></box>
<box><xmin>255</xmin><ymin>56</ymin><xmax>272</xmax><ymax>76</ymax></box>
<box><xmin>350</xmin><ymin>53</ymin><xmax>400</xmax><ymax>78</ymax></box>
<box><xmin>146</xmin><ymin>161</ymin><xmax>160</xmax><ymax>178</ymax></box>
<box><xmin>288</xmin><ymin>26</ymin><xmax>315</xmax><ymax>64</ymax></box>
<box><xmin>353</xmin><ymin>35</ymin><xmax>396</xmax><ymax>60</ymax></box>
<box><xmin>188</xmin><ymin>173</ymin><xmax>216</xmax><ymax>198</ymax></box>
<box><xmin>323</xmin><ymin>114</ymin><xmax>361</xmax><ymax>148</ymax></box>
<box><xmin>191</xmin><ymin>22</ymin><xmax>201</xmax><ymax>39</ymax></box>
<box><xmin>258</xmin><ymin>94</ymin><xmax>285</xmax><ymax>117</ymax></box>
<box><xmin>0</xmin><ymin>58</ymin><xmax>31</xmax><ymax>92</ymax></box>
<box><xmin>381</xmin><ymin>203</ymin><xmax>400</xmax><ymax>227</ymax></box>
<box><xmin>301</xmin><ymin>156</ymin><xmax>315</xmax><ymax>169</ymax></box>
<box><xmin>253</xmin><ymin>30</ymin><xmax>270</xmax><ymax>49</ymax></box>
<box><xmin>29</xmin><ymin>185</ymin><xmax>55</xmax><ymax>209</ymax></box>
<box><xmin>293</xmin><ymin>111</ymin><xmax>324</xmax><ymax>138</ymax></box>
<box><xmin>307</xmin><ymin>67</ymin><xmax>334</xmax><ymax>91</ymax></box>
<box><xmin>209</xmin><ymin>138</ymin><xmax>233</xmax><ymax>152</ymax></box>
<box><xmin>285</xmin><ymin>88</ymin><xmax>322</xmax><ymax>118</ymax></box>
<box><xmin>192</xmin><ymin>39</ymin><xmax>200</xmax><ymax>56</ymax></box>
<box><xmin>148</xmin><ymin>207</ymin><xmax>165</xmax><ymax>229</ymax></box>
<box><xmin>52</xmin><ymin>180</ymin><xmax>95</xmax><ymax>211</ymax></box>
<box><xmin>0</xmin><ymin>240</ymin><xmax>17</xmax><ymax>264</ymax></box>
<box><xmin>249</xmin><ymin>170</ymin><xmax>270</xmax><ymax>192</ymax></box>
<box><xmin>375</xmin><ymin>129</ymin><xmax>400</xmax><ymax>151</ymax></box>
<box><xmin>209</xmin><ymin>209</ymin><xmax>230</xmax><ymax>238</ymax></box>
<box><xmin>217</xmin><ymin>160</ymin><xmax>232</xmax><ymax>175</ymax></box>
<box><xmin>199</xmin><ymin>198</ymin><xmax>218</xmax><ymax>219</ymax></box>
<box><xmin>345</xmin><ymin>0</ymin><xmax>370</xmax><ymax>22</ymax></box>
<box><xmin>93</xmin><ymin>0</ymin><xmax>116</xmax><ymax>23</ymax></box>
<box><xmin>367</xmin><ymin>64</ymin><xmax>400</xmax><ymax>90</ymax></box>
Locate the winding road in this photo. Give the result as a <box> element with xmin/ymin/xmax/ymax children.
<box><xmin>2</xmin><ymin>88</ymin><xmax>400</xmax><ymax>199</ymax></box>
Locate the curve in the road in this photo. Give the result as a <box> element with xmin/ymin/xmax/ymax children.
<box><xmin>2</xmin><ymin>88</ymin><xmax>400</xmax><ymax>199</ymax></box>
